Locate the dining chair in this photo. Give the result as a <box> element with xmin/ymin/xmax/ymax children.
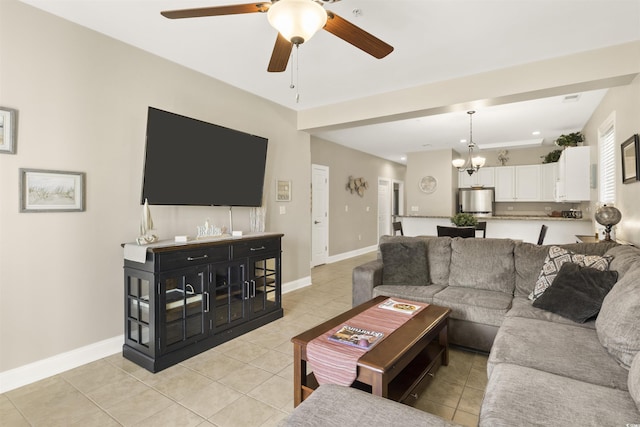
<box><xmin>537</xmin><ymin>224</ymin><xmax>548</xmax><ymax>245</ymax></box>
<box><xmin>392</xmin><ymin>221</ymin><xmax>404</xmax><ymax>236</ymax></box>
<box><xmin>437</xmin><ymin>225</ymin><xmax>475</xmax><ymax>238</ymax></box>
<box><xmin>476</xmin><ymin>221</ymin><xmax>487</xmax><ymax>238</ymax></box>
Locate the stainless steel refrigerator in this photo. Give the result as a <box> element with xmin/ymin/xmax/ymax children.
<box><xmin>459</xmin><ymin>188</ymin><xmax>495</xmax><ymax>217</ymax></box>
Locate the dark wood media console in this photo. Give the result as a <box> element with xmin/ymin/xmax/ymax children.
<box><xmin>123</xmin><ymin>233</ymin><xmax>284</xmax><ymax>372</ymax></box>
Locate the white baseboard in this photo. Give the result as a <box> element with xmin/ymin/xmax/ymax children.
<box><xmin>282</xmin><ymin>275</ymin><xmax>312</xmax><ymax>294</ymax></box>
<box><xmin>327</xmin><ymin>245</ymin><xmax>377</xmax><ymax>264</ymax></box>
<box><xmin>0</xmin><ymin>335</ymin><xmax>123</xmax><ymax>393</ymax></box>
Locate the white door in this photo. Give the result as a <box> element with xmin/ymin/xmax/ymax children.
<box><xmin>378</xmin><ymin>178</ymin><xmax>391</xmax><ymax>241</ymax></box>
<box><xmin>311</xmin><ymin>164</ymin><xmax>329</xmax><ymax>267</ymax></box>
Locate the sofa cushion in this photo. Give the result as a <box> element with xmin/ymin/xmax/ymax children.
<box><xmin>630</xmin><ymin>352</ymin><xmax>640</xmax><ymax>412</ymax></box>
<box><xmin>596</xmin><ymin>264</ymin><xmax>640</xmax><ymax>369</ymax></box>
<box><xmin>449</xmin><ymin>238</ymin><xmax>515</xmax><ymax>293</ymax></box>
<box><xmin>532</xmin><ymin>262</ymin><xmax>618</xmax><ymax>323</ymax></box>
<box><xmin>281</xmin><ymin>384</ymin><xmax>462</xmax><ymax>427</ymax></box>
<box><xmin>379</xmin><ymin>236</ymin><xmax>452</xmax><ymax>286</ymax></box>
<box><xmin>433</xmin><ymin>286</ymin><xmax>512</xmax><ymax>327</ymax></box>
<box><xmin>529</xmin><ymin>246</ymin><xmax>612</xmax><ymax>300</ymax></box>
<box><xmin>373</xmin><ymin>284</ymin><xmax>445</xmax><ymax>304</ymax></box>
<box><xmin>606</xmin><ymin>244</ymin><xmax>640</xmax><ymax>279</ymax></box>
<box><xmin>488</xmin><ymin>316</ymin><xmax>629</xmax><ymax>390</ymax></box>
<box><xmin>380</xmin><ymin>240</ymin><xmax>428</xmax><ymax>286</ymax></box>
<box><xmin>506</xmin><ymin>297</ymin><xmax>595</xmax><ymax>330</ymax></box>
<box><xmin>480</xmin><ymin>364</ymin><xmax>640</xmax><ymax>427</ymax></box>
<box><xmin>514</xmin><ymin>241</ymin><xmax>619</xmax><ymax>298</ymax></box>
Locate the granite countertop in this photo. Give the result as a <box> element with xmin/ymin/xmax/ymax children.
<box><xmin>395</xmin><ymin>215</ymin><xmax>590</xmax><ymax>222</ymax></box>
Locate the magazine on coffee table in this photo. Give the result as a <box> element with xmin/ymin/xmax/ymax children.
<box><xmin>378</xmin><ymin>299</ymin><xmax>421</xmax><ymax>315</ymax></box>
<box><xmin>328</xmin><ymin>325</ymin><xmax>384</xmax><ymax>350</ymax></box>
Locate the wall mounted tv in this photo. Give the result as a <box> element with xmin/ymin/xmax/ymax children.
<box><xmin>141</xmin><ymin>107</ymin><xmax>268</xmax><ymax>207</ymax></box>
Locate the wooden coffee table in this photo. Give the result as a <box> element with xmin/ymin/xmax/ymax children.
<box><xmin>291</xmin><ymin>296</ymin><xmax>451</xmax><ymax>407</ymax></box>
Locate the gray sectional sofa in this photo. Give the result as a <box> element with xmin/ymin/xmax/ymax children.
<box><xmin>282</xmin><ymin>236</ymin><xmax>640</xmax><ymax>426</ymax></box>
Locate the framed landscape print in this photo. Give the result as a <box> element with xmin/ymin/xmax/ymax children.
<box><xmin>20</xmin><ymin>169</ymin><xmax>86</xmax><ymax>212</ymax></box>
<box><xmin>621</xmin><ymin>134</ymin><xmax>639</xmax><ymax>184</ymax></box>
<box><xmin>0</xmin><ymin>107</ymin><xmax>17</xmax><ymax>154</ymax></box>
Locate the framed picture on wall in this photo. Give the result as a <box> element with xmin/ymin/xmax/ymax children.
<box><xmin>276</xmin><ymin>180</ymin><xmax>291</xmax><ymax>202</ymax></box>
<box><xmin>20</xmin><ymin>169</ymin><xmax>86</xmax><ymax>212</ymax></box>
<box><xmin>621</xmin><ymin>134</ymin><xmax>639</xmax><ymax>184</ymax></box>
<box><xmin>0</xmin><ymin>107</ymin><xmax>18</xmax><ymax>154</ymax></box>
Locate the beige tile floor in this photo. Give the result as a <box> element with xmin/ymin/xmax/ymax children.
<box><xmin>1</xmin><ymin>252</ymin><xmax>487</xmax><ymax>426</ymax></box>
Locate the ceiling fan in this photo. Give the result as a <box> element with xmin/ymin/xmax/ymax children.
<box><xmin>161</xmin><ymin>0</ymin><xmax>394</xmax><ymax>72</ymax></box>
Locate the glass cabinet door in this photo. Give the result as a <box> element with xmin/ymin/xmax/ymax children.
<box><xmin>248</xmin><ymin>254</ymin><xmax>280</xmax><ymax>317</ymax></box>
<box><xmin>159</xmin><ymin>265</ymin><xmax>208</xmax><ymax>352</ymax></box>
<box><xmin>125</xmin><ymin>271</ymin><xmax>154</xmax><ymax>354</ymax></box>
<box><xmin>211</xmin><ymin>261</ymin><xmax>246</xmax><ymax>332</ymax></box>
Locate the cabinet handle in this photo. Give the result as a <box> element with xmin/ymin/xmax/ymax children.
<box><xmin>204</xmin><ymin>292</ymin><xmax>210</xmax><ymax>313</ymax></box>
<box><xmin>250</xmin><ymin>246</ymin><xmax>266</xmax><ymax>251</ymax></box>
<box><xmin>244</xmin><ymin>281</ymin><xmax>250</xmax><ymax>300</ymax></box>
<box><xmin>250</xmin><ymin>280</ymin><xmax>256</xmax><ymax>298</ymax></box>
<box><xmin>187</xmin><ymin>255</ymin><xmax>209</xmax><ymax>261</ymax></box>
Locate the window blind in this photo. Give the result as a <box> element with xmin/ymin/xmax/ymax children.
<box><xmin>599</xmin><ymin>123</ymin><xmax>616</xmax><ymax>204</ymax></box>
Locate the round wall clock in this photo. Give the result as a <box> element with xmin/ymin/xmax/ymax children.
<box><xmin>419</xmin><ymin>176</ymin><xmax>438</xmax><ymax>194</ymax></box>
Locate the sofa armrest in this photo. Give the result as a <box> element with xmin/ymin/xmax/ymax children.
<box><xmin>352</xmin><ymin>259</ymin><xmax>383</xmax><ymax>307</ymax></box>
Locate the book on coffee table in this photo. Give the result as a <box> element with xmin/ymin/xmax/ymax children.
<box><xmin>378</xmin><ymin>299</ymin><xmax>421</xmax><ymax>315</ymax></box>
<box><xmin>328</xmin><ymin>325</ymin><xmax>384</xmax><ymax>350</ymax></box>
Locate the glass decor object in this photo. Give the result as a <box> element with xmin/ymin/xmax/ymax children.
<box><xmin>595</xmin><ymin>204</ymin><xmax>621</xmax><ymax>241</ymax></box>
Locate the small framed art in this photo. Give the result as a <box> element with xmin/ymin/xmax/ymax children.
<box><xmin>276</xmin><ymin>180</ymin><xmax>291</xmax><ymax>202</ymax></box>
<box><xmin>621</xmin><ymin>134</ymin><xmax>639</xmax><ymax>184</ymax></box>
<box><xmin>0</xmin><ymin>107</ymin><xmax>18</xmax><ymax>154</ymax></box>
<box><xmin>20</xmin><ymin>169</ymin><xmax>86</xmax><ymax>212</ymax></box>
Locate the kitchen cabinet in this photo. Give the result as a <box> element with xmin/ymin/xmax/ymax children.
<box><xmin>123</xmin><ymin>233</ymin><xmax>283</xmax><ymax>372</ymax></box>
<box><xmin>458</xmin><ymin>167</ymin><xmax>495</xmax><ymax>188</ymax></box>
<box><xmin>541</xmin><ymin>162</ymin><xmax>559</xmax><ymax>201</ymax></box>
<box><xmin>495</xmin><ymin>165</ymin><xmax>541</xmax><ymax>201</ymax></box>
<box><xmin>555</xmin><ymin>146</ymin><xmax>590</xmax><ymax>202</ymax></box>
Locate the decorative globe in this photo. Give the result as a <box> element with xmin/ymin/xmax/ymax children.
<box><xmin>595</xmin><ymin>205</ymin><xmax>621</xmax><ymax>227</ymax></box>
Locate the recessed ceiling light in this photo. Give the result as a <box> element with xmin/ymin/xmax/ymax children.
<box><xmin>400</xmin><ymin>156</ymin><xmax>407</xmax><ymax>161</ymax></box>
<box><xmin>532</xmin><ymin>131</ymin><xmax>541</xmax><ymax>136</ymax></box>
<box><xmin>460</xmin><ymin>139</ymin><xmax>467</xmax><ymax>144</ymax></box>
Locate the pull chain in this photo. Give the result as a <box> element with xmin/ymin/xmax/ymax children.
<box><xmin>289</xmin><ymin>43</ymin><xmax>300</xmax><ymax>103</ymax></box>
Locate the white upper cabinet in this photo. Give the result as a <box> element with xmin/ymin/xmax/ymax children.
<box><xmin>495</xmin><ymin>165</ymin><xmax>541</xmax><ymax>201</ymax></box>
<box><xmin>458</xmin><ymin>167</ymin><xmax>495</xmax><ymax>188</ymax></box>
<box><xmin>555</xmin><ymin>146</ymin><xmax>590</xmax><ymax>202</ymax></box>
<box><xmin>541</xmin><ymin>162</ymin><xmax>559</xmax><ymax>201</ymax></box>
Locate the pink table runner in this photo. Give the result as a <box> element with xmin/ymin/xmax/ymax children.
<box><xmin>306</xmin><ymin>298</ymin><xmax>427</xmax><ymax>386</ymax></box>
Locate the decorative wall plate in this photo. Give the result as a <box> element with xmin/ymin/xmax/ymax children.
<box><xmin>419</xmin><ymin>176</ymin><xmax>437</xmax><ymax>194</ymax></box>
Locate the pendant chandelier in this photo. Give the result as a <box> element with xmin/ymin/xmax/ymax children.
<box><xmin>452</xmin><ymin>111</ymin><xmax>486</xmax><ymax>175</ymax></box>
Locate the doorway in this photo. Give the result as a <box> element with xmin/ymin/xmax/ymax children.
<box><xmin>311</xmin><ymin>164</ymin><xmax>329</xmax><ymax>267</ymax></box>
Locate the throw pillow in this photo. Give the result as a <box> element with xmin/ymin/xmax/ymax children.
<box><xmin>380</xmin><ymin>241</ymin><xmax>429</xmax><ymax>286</ymax></box>
<box><xmin>528</xmin><ymin>246</ymin><xmax>612</xmax><ymax>301</ymax></box>
<box><xmin>532</xmin><ymin>262</ymin><xmax>618</xmax><ymax>323</ymax></box>
<box><xmin>596</xmin><ymin>264</ymin><xmax>640</xmax><ymax>369</ymax></box>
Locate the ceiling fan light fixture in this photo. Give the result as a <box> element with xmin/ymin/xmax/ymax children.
<box><xmin>267</xmin><ymin>0</ymin><xmax>328</xmax><ymax>45</ymax></box>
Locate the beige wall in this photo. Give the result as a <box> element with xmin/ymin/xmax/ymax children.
<box><xmin>0</xmin><ymin>0</ymin><xmax>310</xmax><ymax>372</ymax></box>
<box><xmin>405</xmin><ymin>150</ymin><xmax>457</xmax><ymax>216</ymax></box>
<box><xmin>584</xmin><ymin>75</ymin><xmax>640</xmax><ymax>245</ymax></box>
<box><xmin>310</xmin><ymin>137</ymin><xmax>405</xmax><ymax>255</ymax></box>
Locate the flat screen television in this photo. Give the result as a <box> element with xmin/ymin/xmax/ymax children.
<box><xmin>141</xmin><ymin>107</ymin><xmax>268</xmax><ymax>207</ymax></box>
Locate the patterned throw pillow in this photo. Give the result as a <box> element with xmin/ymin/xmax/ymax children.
<box><xmin>528</xmin><ymin>246</ymin><xmax>612</xmax><ymax>301</ymax></box>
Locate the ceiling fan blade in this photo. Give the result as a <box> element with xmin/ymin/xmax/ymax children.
<box><xmin>323</xmin><ymin>12</ymin><xmax>393</xmax><ymax>59</ymax></box>
<box><xmin>161</xmin><ymin>3</ymin><xmax>270</xmax><ymax>19</ymax></box>
<box><xmin>267</xmin><ymin>33</ymin><xmax>293</xmax><ymax>72</ymax></box>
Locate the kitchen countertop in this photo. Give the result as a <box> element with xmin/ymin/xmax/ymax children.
<box><xmin>394</xmin><ymin>215</ymin><xmax>590</xmax><ymax>222</ymax></box>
